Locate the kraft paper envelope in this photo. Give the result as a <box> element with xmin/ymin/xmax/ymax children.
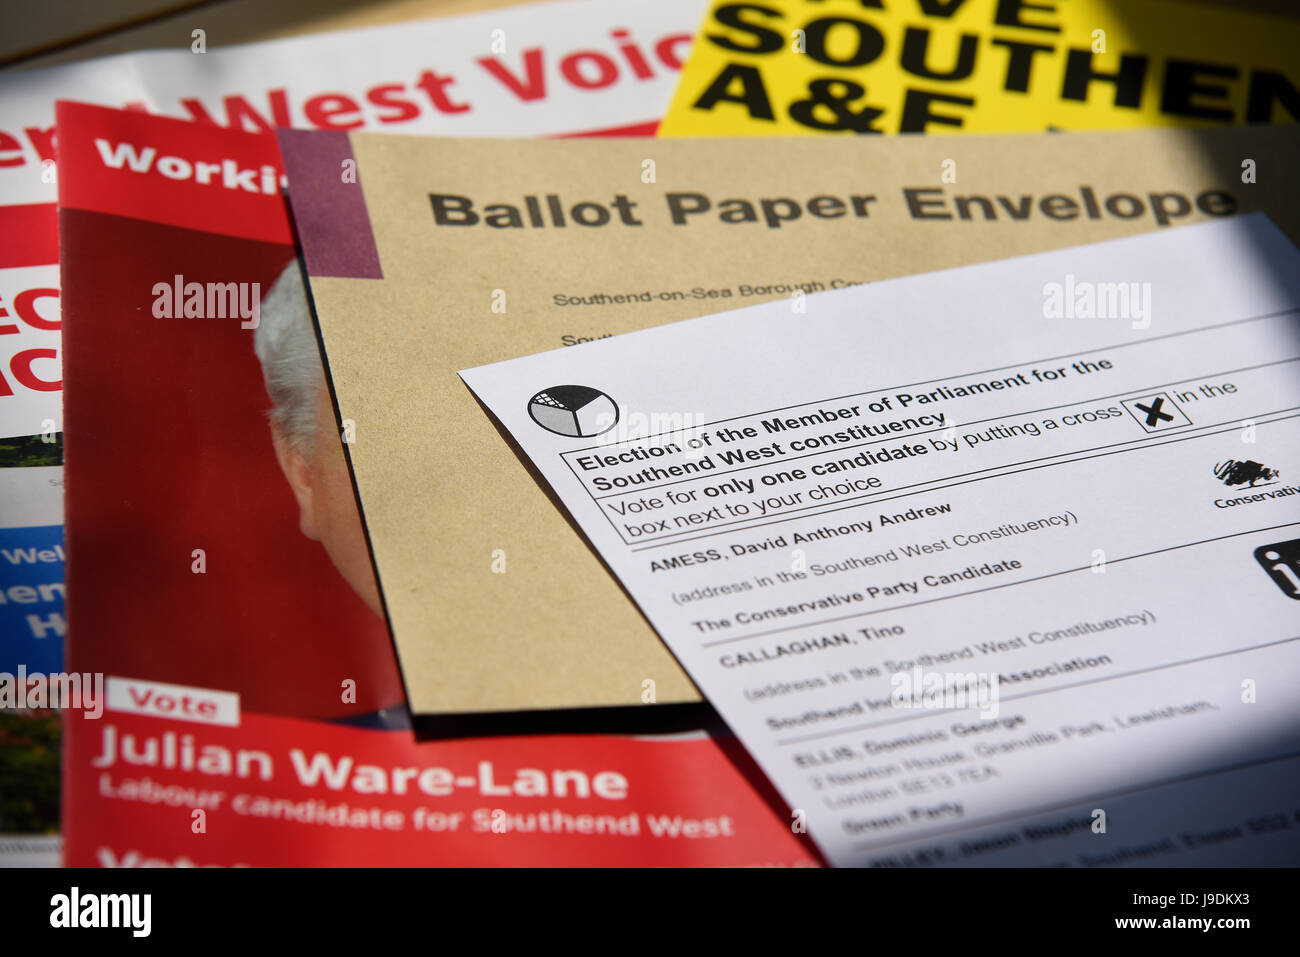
<box><xmin>278</xmin><ymin>124</ymin><xmax>1300</xmax><ymax>718</ymax></box>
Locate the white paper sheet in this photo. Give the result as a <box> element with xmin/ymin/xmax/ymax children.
<box><xmin>462</xmin><ymin>214</ymin><xmax>1300</xmax><ymax>865</ymax></box>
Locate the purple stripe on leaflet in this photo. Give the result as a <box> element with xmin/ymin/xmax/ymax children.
<box><xmin>277</xmin><ymin>129</ymin><xmax>382</xmax><ymax>279</ymax></box>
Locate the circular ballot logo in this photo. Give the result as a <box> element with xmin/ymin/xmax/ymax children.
<box><xmin>528</xmin><ymin>385</ymin><xmax>618</xmax><ymax>437</ymax></box>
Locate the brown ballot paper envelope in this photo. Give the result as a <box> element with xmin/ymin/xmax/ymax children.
<box><xmin>277</xmin><ymin>125</ymin><xmax>1300</xmax><ymax>719</ymax></box>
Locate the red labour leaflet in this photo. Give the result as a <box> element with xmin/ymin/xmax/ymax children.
<box><xmin>54</xmin><ymin>100</ymin><xmax>815</xmax><ymax>867</ymax></box>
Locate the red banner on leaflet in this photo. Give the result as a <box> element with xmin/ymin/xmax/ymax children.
<box><xmin>67</xmin><ymin>709</ymin><xmax>814</xmax><ymax>867</ymax></box>
<box><xmin>56</xmin><ymin>101</ymin><xmax>290</xmax><ymax>246</ymax></box>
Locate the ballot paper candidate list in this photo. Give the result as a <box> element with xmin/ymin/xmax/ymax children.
<box><xmin>462</xmin><ymin>216</ymin><xmax>1300</xmax><ymax>866</ymax></box>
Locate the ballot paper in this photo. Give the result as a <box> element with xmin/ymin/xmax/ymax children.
<box><xmin>461</xmin><ymin>214</ymin><xmax>1300</xmax><ymax>866</ymax></box>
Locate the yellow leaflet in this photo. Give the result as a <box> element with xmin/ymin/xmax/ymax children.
<box><xmin>659</xmin><ymin>0</ymin><xmax>1299</xmax><ymax>136</ymax></box>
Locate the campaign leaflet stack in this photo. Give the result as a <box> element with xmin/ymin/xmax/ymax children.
<box><xmin>54</xmin><ymin>101</ymin><xmax>815</xmax><ymax>867</ymax></box>
<box><xmin>0</xmin><ymin>0</ymin><xmax>704</xmax><ymax>862</ymax></box>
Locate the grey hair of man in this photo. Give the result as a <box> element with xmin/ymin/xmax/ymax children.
<box><xmin>254</xmin><ymin>260</ymin><xmax>324</xmax><ymax>458</ymax></box>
